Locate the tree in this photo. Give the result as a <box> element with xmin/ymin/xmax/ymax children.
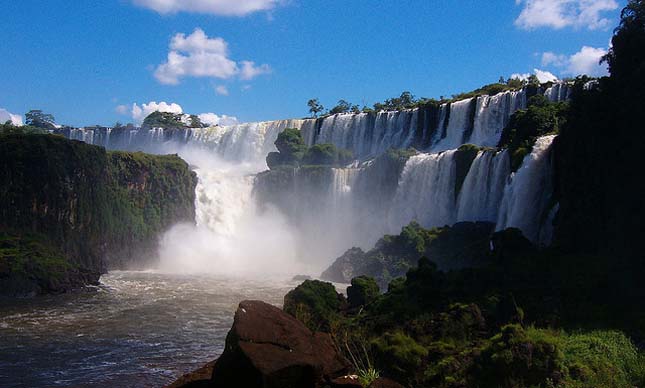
<box><xmin>602</xmin><ymin>0</ymin><xmax>645</xmax><ymax>83</ymax></box>
<box><xmin>307</xmin><ymin>98</ymin><xmax>324</xmax><ymax>118</ymax></box>
<box><xmin>25</xmin><ymin>110</ymin><xmax>55</xmax><ymax>129</ymax></box>
<box><xmin>329</xmin><ymin>99</ymin><xmax>353</xmax><ymax>115</ymax></box>
<box><xmin>189</xmin><ymin>114</ymin><xmax>204</xmax><ymax>128</ymax></box>
<box><xmin>269</xmin><ymin>127</ymin><xmax>307</xmax><ymax>167</ymax></box>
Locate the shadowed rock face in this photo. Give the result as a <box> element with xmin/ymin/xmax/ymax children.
<box><xmin>209</xmin><ymin>300</ymin><xmax>350</xmax><ymax>388</ymax></box>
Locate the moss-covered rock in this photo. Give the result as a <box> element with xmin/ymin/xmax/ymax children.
<box><xmin>0</xmin><ymin>133</ymin><xmax>197</xmax><ymax>295</ymax></box>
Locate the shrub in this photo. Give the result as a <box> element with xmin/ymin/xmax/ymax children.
<box><xmin>283</xmin><ymin>279</ymin><xmax>344</xmax><ymax>332</ymax></box>
<box><xmin>347</xmin><ymin>276</ymin><xmax>381</xmax><ymax>308</ymax></box>
<box><xmin>371</xmin><ymin>331</ymin><xmax>429</xmax><ymax>382</ymax></box>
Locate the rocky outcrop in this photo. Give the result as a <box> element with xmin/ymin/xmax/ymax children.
<box><xmin>0</xmin><ymin>134</ymin><xmax>197</xmax><ymax>295</ymax></box>
<box><xmin>208</xmin><ymin>300</ymin><xmax>350</xmax><ymax>388</ymax></box>
<box><xmin>321</xmin><ymin>221</ymin><xmax>495</xmax><ymax>287</ymax></box>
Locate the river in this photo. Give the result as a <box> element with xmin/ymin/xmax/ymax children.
<box><xmin>0</xmin><ymin>271</ymin><xmax>298</xmax><ymax>387</ymax></box>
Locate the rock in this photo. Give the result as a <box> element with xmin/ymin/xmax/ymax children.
<box><xmin>368</xmin><ymin>377</ymin><xmax>405</xmax><ymax>388</ymax></box>
<box><xmin>209</xmin><ymin>300</ymin><xmax>350</xmax><ymax>388</ymax></box>
<box><xmin>329</xmin><ymin>375</ymin><xmax>362</xmax><ymax>387</ymax></box>
<box><xmin>292</xmin><ymin>274</ymin><xmax>312</xmax><ymax>282</ymax></box>
<box><xmin>165</xmin><ymin>360</ymin><xmax>216</xmax><ymax>388</ymax></box>
<box><xmin>320</xmin><ymin>247</ymin><xmax>366</xmax><ymax>283</ymax></box>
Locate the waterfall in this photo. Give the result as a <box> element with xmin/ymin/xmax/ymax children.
<box><xmin>495</xmin><ymin>135</ymin><xmax>557</xmax><ymax>243</ymax></box>
<box><xmin>544</xmin><ymin>83</ymin><xmax>572</xmax><ymax>102</ymax></box>
<box><xmin>58</xmin><ymin>84</ymin><xmax>570</xmax><ymax>269</ymax></box>
<box><xmin>389</xmin><ymin>150</ymin><xmax>458</xmax><ymax>229</ymax></box>
<box><xmin>468</xmin><ymin>90</ymin><xmax>526</xmax><ymax>147</ymax></box>
<box><xmin>456</xmin><ymin>149</ymin><xmax>511</xmax><ymax>222</ymax></box>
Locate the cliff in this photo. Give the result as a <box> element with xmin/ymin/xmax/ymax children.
<box><xmin>0</xmin><ymin>133</ymin><xmax>197</xmax><ymax>295</ymax></box>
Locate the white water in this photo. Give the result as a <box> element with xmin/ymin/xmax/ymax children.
<box><xmin>155</xmin><ymin>149</ymin><xmax>306</xmax><ymax>277</ymax></box>
<box><xmin>66</xmin><ymin>85</ymin><xmax>570</xmax><ymax>162</ymax></box>
<box><xmin>60</xmin><ymin>85</ymin><xmax>570</xmax><ymax>270</ymax></box>
<box><xmin>389</xmin><ymin>150</ymin><xmax>458</xmax><ymax>228</ymax></box>
<box><xmin>456</xmin><ymin>149</ymin><xmax>511</xmax><ymax>222</ymax></box>
<box><xmin>496</xmin><ymin>135</ymin><xmax>557</xmax><ymax>243</ymax></box>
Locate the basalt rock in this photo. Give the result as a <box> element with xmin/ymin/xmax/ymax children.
<box><xmin>208</xmin><ymin>300</ymin><xmax>350</xmax><ymax>388</ymax></box>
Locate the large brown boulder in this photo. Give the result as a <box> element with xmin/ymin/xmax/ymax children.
<box><xmin>209</xmin><ymin>300</ymin><xmax>350</xmax><ymax>388</ymax></box>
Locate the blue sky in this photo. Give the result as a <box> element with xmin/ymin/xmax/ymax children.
<box><xmin>0</xmin><ymin>0</ymin><xmax>625</xmax><ymax>127</ymax></box>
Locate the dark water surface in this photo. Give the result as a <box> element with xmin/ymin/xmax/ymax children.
<box><xmin>0</xmin><ymin>271</ymin><xmax>296</xmax><ymax>387</ymax></box>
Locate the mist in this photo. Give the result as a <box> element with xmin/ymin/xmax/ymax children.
<box><xmin>154</xmin><ymin>144</ymin><xmax>314</xmax><ymax>278</ymax></box>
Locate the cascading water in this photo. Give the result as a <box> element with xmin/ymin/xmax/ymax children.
<box><xmin>456</xmin><ymin>149</ymin><xmax>511</xmax><ymax>222</ymax></box>
<box><xmin>60</xmin><ymin>84</ymin><xmax>570</xmax><ymax>270</ymax></box>
<box><xmin>389</xmin><ymin>150</ymin><xmax>458</xmax><ymax>228</ymax></box>
<box><xmin>495</xmin><ymin>135</ymin><xmax>557</xmax><ymax>244</ymax></box>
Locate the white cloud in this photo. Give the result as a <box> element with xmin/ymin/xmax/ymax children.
<box><xmin>154</xmin><ymin>29</ymin><xmax>271</xmax><ymax>85</ymax></box>
<box><xmin>515</xmin><ymin>0</ymin><xmax>619</xmax><ymax>30</ymax></box>
<box><xmin>510</xmin><ymin>68</ymin><xmax>559</xmax><ymax>83</ymax></box>
<box><xmin>567</xmin><ymin>46</ymin><xmax>608</xmax><ymax>75</ymax></box>
<box><xmin>198</xmin><ymin>112</ymin><xmax>239</xmax><ymax>126</ymax></box>
<box><xmin>126</xmin><ymin>100</ymin><xmax>238</xmax><ymax>126</ymax></box>
<box><xmin>0</xmin><ymin>108</ymin><xmax>23</xmax><ymax>126</ymax></box>
<box><xmin>115</xmin><ymin>104</ymin><xmax>130</xmax><ymax>115</ymax></box>
<box><xmin>239</xmin><ymin>60</ymin><xmax>272</xmax><ymax>80</ymax></box>
<box><xmin>215</xmin><ymin>85</ymin><xmax>229</xmax><ymax>96</ymax></box>
<box><xmin>541</xmin><ymin>46</ymin><xmax>608</xmax><ymax>76</ymax></box>
<box><xmin>132</xmin><ymin>0</ymin><xmax>280</xmax><ymax>16</ymax></box>
<box><xmin>131</xmin><ymin>101</ymin><xmax>184</xmax><ymax>123</ymax></box>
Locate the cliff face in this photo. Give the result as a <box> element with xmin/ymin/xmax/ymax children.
<box><xmin>0</xmin><ymin>134</ymin><xmax>197</xmax><ymax>295</ymax></box>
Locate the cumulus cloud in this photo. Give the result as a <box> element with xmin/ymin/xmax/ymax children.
<box><xmin>510</xmin><ymin>68</ymin><xmax>559</xmax><ymax>83</ymax></box>
<box><xmin>542</xmin><ymin>46</ymin><xmax>608</xmax><ymax>76</ymax></box>
<box><xmin>132</xmin><ymin>0</ymin><xmax>280</xmax><ymax>16</ymax></box>
<box><xmin>154</xmin><ymin>29</ymin><xmax>271</xmax><ymax>85</ymax></box>
<box><xmin>131</xmin><ymin>101</ymin><xmax>184</xmax><ymax>123</ymax></box>
<box><xmin>198</xmin><ymin>112</ymin><xmax>239</xmax><ymax>126</ymax></box>
<box><xmin>515</xmin><ymin>0</ymin><xmax>619</xmax><ymax>30</ymax></box>
<box><xmin>239</xmin><ymin>60</ymin><xmax>272</xmax><ymax>80</ymax></box>
<box><xmin>123</xmin><ymin>100</ymin><xmax>238</xmax><ymax>126</ymax></box>
<box><xmin>0</xmin><ymin>108</ymin><xmax>23</xmax><ymax>126</ymax></box>
<box><xmin>214</xmin><ymin>85</ymin><xmax>229</xmax><ymax>96</ymax></box>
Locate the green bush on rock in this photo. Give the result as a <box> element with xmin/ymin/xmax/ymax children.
<box><xmin>283</xmin><ymin>279</ymin><xmax>344</xmax><ymax>332</ymax></box>
<box><xmin>347</xmin><ymin>276</ymin><xmax>381</xmax><ymax>308</ymax></box>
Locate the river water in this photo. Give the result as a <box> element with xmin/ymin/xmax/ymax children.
<box><xmin>0</xmin><ymin>271</ymin><xmax>298</xmax><ymax>387</ymax></box>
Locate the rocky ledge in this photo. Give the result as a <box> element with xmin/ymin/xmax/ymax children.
<box><xmin>169</xmin><ymin>300</ymin><xmax>404</xmax><ymax>388</ymax></box>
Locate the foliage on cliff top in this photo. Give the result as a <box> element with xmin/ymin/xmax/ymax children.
<box><xmin>498</xmin><ymin>95</ymin><xmax>568</xmax><ymax>171</ymax></box>
<box><xmin>0</xmin><ymin>133</ymin><xmax>197</xmax><ymax>292</ymax></box>
<box><xmin>266</xmin><ymin>128</ymin><xmax>354</xmax><ymax>169</ymax></box>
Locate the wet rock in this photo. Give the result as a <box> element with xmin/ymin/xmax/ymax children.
<box><xmin>209</xmin><ymin>300</ymin><xmax>350</xmax><ymax>388</ymax></box>
<box><xmin>165</xmin><ymin>360</ymin><xmax>216</xmax><ymax>388</ymax></box>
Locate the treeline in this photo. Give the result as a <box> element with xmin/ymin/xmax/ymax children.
<box><xmin>306</xmin><ymin>74</ymin><xmax>558</xmax><ymax>118</ymax></box>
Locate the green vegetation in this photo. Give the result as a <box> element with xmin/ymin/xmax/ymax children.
<box><xmin>347</xmin><ymin>276</ymin><xmax>380</xmax><ymax>308</ymax></box>
<box><xmin>25</xmin><ymin>109</ymin><xmax>56</xmax><ymax>129</ymax></box>
<box><xmin>0</xmin><ymin>232</ymin><xmax>77</xmax><ymax>295</ymax></box>
<box><xmin>321</xmin><ymin>221</ymin><xmax>494</xmax><ymax>286</ymax></box>
<box><xmin>498</xmin><ymin>95</ymin><xmax>569</xmax><ymax>171</ymax></box>
<box><xmin>141</xmin><ymin>111</ymin><xmax>204</xmax><ymax>129</ymax></box>
<box><xmin>308</xmin><ymin>75</ymin><xmax>550</xmax><ymax>118</ymax></box>
<box><xmin>0</xmin><ymin>133</ymin><xmax>197</xmax><ymax>294</ymax></box>
<box><xmin>0</xmin><ymin>121</ymin><xmax>48</xmax><ymax>135</ymax></box>
<box><xmin>289</xmin><ymin>226</ymin><xmax>645</xmax><ymax>386</ymax></box>
<box><xmin>266</xmin><ymin>128</ymin><xmax>354</xmax><ymax>169</ymax></box>
<box><xmin>307</xmin><ymin>98</ymin><xmax>324</xmax><ymax>118</ymax></box>
<box><xmin>283</xmin><ymin>279</ymin><xmax>343</xmax><ymax>332</ymax></box>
